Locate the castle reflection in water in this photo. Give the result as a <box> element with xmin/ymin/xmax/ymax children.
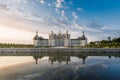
<box><xmin>32</xmin><ymin>53</ymin><xmax>120</xmax><ymax>65</ymax></box>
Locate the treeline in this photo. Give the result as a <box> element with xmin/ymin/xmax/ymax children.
<box><xmin>0</xmin><ymin>43</ymin><xmax>34</xmax><ymax>48</ymax></box>
<box><xmin>87</xmin><ymin>37</ymin><xmax>120</xmax><ymax>48</ymax></box>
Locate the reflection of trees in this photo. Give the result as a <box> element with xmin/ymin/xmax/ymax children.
<box><xmin>77</xmin><ymin>55</ymin><xmax>87</xmax><ymax>64</ymax></box>
<box><xmin>32</xmin><ymin>54</ymin><xmax>44</xmax><ymax>64</ymax></box>
<box><xmin>32</xmin><ymin>52</ymin><xmax>120</xmax><ymax>65</ymax></box>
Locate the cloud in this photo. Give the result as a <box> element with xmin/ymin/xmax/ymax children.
<box><xmin>84</xmin><ymin>19</ymin><xmax>120</xmax><ymax>41</ymax></box>
<box><xmin>0</xmin><ymin>3</ymin><xmax>9</xmax><ymax>11</ymax></box>
<box><xmin>71</xmin><ymin>21</ymin><xmax>84</xmax><ymax>30</ymax></box>
<box><xmin>39</xmin><ymin>0</ymin><xmax>45</xmax><ymax>4</ymax></box>
<box><xmin>13</xmin><ymin>0</ymin><xmax>28</xmax><ymax>4</ymax></box>
<box><xmin>72</xmin><ymin>12</ymin><xmax>78</xmax><ymax>19</ymax></box>
<box><xmin>0</xmin><ymin>0</ymin><xmax>119</xmax><ymax>44</ymax></box>
<box><xmin>68</xmin><ymin>18</ymin><xmax>120</xmax><ymax>41</ymax></box>
<box><xmin>13</xmin><ymin>0</ymin><xmax>22</xmax><ymax>3</ymax></box>
<box><xmin>23</xmin><ymin>0</ymin><xmax>28</xmax><ymax>4</ymax></box>
<box><xmin>61</xmin><ymin>11</ymin><xmax>69</xmax><ymax>22</ymax></box>
<box><xmin>61</xmin><ymin>10</ymin><xmax>65</xmax><ymax>17</ymax></box>
<box><xmin>87</xmin><ymin>19</ymin><xmax>106</xmax><ymax>30</ymax></box>
<box><xmin>56</xmin><ymin>0</ymin><xmax>64</xmax><ymax>8</ymax></box>
<box><xmin>55</xmin><ymin>8</ymin><xmax>59</xmax><ymax>13</ymax></box>
<box><xmin>77</xmin><ymin>7</ymin><xmax>83</xmax><ymax>11</ymax></box>
<box><xmin>74</xmin><ymin>23</ymin><xmax>84</xmax><ymax>30</ymax></box>
<box><xmin>43</xmin><ymin>15</ymin><xmax>71</xmax><ymax>31</ymax></box>
<box><xmin>48</xmin><ymin>3</ymin><xmax>51</xmax><ymax>6</ymax></box>
<box><xmin>48</xmin><ymin>3</ymin><xmax>53</xmax><ymax>6</ymax></box>
<box><xmin>101</xmin><ymin>26</ymin><xmax>107</xmax><ymax>30</ymax></box>
<box><xmin>69</xmin><ymin>1</ymin><xmax>74</xmax><ymax>5</ymax></box>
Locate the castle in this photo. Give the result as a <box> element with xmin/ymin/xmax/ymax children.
<box><xmin>33</xmin><ymin>31</ymin><xmax>87</xmax><ymax>47</ymax></box>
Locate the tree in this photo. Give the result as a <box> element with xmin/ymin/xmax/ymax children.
<box><xmin>112</xmin><ymin>37</ymin><xmax>120</xmax><ymax>43</ymax></box>
<box><xmin>89</xmin><ymin>41</ymin><xmax>95</xmax><ymax>44</ymax></box>
<box><xmin>108</xmin><ymin>36</ymin><xmax>111</xmax><ymax>41</ymax></box>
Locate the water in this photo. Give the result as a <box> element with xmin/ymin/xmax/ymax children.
<box><xmin>0</xmin><ymin>53</ymin><xmax>120</xmax><ymax>80</ymax></box>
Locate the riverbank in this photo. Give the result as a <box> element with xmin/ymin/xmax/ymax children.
<box><xmin>0</xmin><ymin>48</ymin><xmax>120</xmax><ymax>55</ymax></box>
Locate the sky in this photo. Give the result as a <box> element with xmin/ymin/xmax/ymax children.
<box><xmin>0</xmin><ymin>0</ymin><xmax>120</xmax><ymax>44</ymax></box>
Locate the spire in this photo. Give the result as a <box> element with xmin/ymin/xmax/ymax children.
<box><xmin>83</xmin><ymin>31</ymin><xmax>84</xmax><ymax>33</ymax></box>
<box><xmin>66</xmin><ymin>31</ymin><xmax>68</xmax><ymax>34</ymax></box>
<box><xmin>51</xmin><ymin>31</ymin><xmax>54</xmax><ymax>34</ymax></box>
<box><xmin>80</xmin><ymin>31</ymin><xmax>86</xmax><ymax>40</ymax></box>
<box><xmin>36</xmin><ymin>31</ymin><xmax>38</xmax><ymax>36</ymax></box>
<box><xmin>82</xmin><ymin>31</ymin><xmax>84</xmax><ymax>35</ymax></box>
<box><xmin>36</xmin><ymin>31</ymin><xmax>38</xmax><ymax>34</ymax></box>
<box><xmin>82</xmin><ymin>31</ymin><xmax>85</xmax><ymax>37</ymax></box>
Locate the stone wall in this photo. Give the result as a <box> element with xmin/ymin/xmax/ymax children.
<box><xmin>0</xmin><ymin>48</ymin><xmax>120</xmax><ymax>55</ymax></box>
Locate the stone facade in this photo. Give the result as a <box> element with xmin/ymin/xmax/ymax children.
<box><xmin>33</xmin><ymin>31</ymin><xmax>87</xmax><ymax>47</ymax></box>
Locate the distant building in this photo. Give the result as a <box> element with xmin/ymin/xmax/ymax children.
<box><xmin>33</xmin><ymin>31</ymin><xmax>87</xmax><ymax>47</ymax></box>
<box><xmin>94</xmin><ymin>41</ymin><xmax>100</xmax><ymax>44</ymax></box>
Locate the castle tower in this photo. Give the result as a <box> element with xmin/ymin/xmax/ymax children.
<box><xmin>48</xmin><ymin>31</ymin><xmax>56</xmax><ymax>46</ymax></box>
<box><xmin>36</xmin><ymin>31</ymin><xmax>38</xmax><ymax>37</ymax></box>
<box><xmin>80</xmin><ymin>31</ymin><xmax>87</xmax><ymax>46</ymax></box>
<box><xmin>33</xmin><ymin>31</ymin><xmax>40</xmax><ymax>47</ymax></box>
<box><xmin>64</xmin><ymin>31</ymin><xmax>71</xmax><ymax>46</ymax></box>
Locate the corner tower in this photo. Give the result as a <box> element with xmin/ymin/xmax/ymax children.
<box><xmin>33</xmin><ymin>31</ymin><xmax>39</xmax><ymax>47</ymax></box>
<box><xmin>80</xmin><ymin>31</ymin><xmax>87</xmax><ymax>46</ymax></box>
<box><xmin>64</xmin><ymin>31</ymin><xmax>71</xmax><ymax>46</ymax></box>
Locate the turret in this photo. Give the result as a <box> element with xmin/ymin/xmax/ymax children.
<box><xmin>50</xmin><ymin>31</ymin><xmax>54</xmax><ymax>39</ymax></box>
<box><xmin>80</xmin><ymin>31</ymin><xmax>87</xmax><ymax>46</ymax></box>
<box><xmin>36</xmin><ymin>31</ymin><xmax>38</xmax><ymax>37</ymax></box>
<box><xmin>49</xmin><ymin>31</ymin><xmax>56</xmax><ymax>46</ymax></box>
<box><xmin>33</xmin><ymin>31</ymin><xmax>39</xmax><ymax>47</ymax></box>
<box><xmin>82</xmin><ymin>31</ymin><xmax>85</xmax><ymax>40</ymax></box>
<box><xmin>66</xmin><ymin>31</ymin><xmax>68</xmax><ymax>34</ymax></box>
<box><xmin>51</xmin><ymin>31</ymin><xmax>54</xmax><ymax>35</ymax></box>
<box><xmin>64</xmin><ymin>31</ymin><xmax>71</xmax><ymax>46</ymax></box>
<box><xmin>33</xmin><ymin>31</ymin><xmax>39</xmax><ymax>40</ymax></box>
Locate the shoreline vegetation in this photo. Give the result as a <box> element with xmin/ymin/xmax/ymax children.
<box><xmin>0</xmin><ymin>43</ymin><xmax>34</xmax><ymax>48</ymax></box>
<box><xmin>87</xmin><ymin>37</ymin><xmax>120</xmax><ymax>48</ymax></box>
<box><xmin>0</xmin><ymin>37</ymin><xmax>120</xmax><ymax>48</ymax></box>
